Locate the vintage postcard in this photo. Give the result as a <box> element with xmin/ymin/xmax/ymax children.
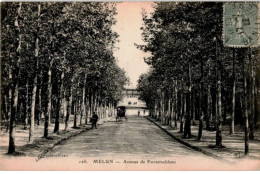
<box><xmin>0</xmin><ymin>1</ymin><xmax>260</xmax><ymax>171</ymax></box>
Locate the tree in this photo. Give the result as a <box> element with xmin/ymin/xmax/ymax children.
<box><xmin>137</xmin><ymin>2</ymin><xmax>259</xmax><ymax>153</ymax></box>
<box><xmin>1</xmin><ymin>2</ymin><xmax>128</xmax><ymax>153</ymax></box>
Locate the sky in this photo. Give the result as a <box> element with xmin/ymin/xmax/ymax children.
<box><xmin>112</xmin><ymin>2</ymin><xmax>154</xmax><ymax>87</ymax></box>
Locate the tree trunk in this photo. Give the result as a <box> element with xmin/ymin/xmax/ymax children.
<box><xmin>8</xmin><ymin>67</ymin><xmax>12</xmax><ymax>131</ymax></box>
<box><xmin>230</xmin><ymin>49</ymin><xmax>236</xmax><ymax>135</ymax></box>
<box><xmin>109</xmin><ymin>102</ymin><xmax>112</xmax><ymax>117</ymax></box>
<box><xmin>244</xmin><ymin>74</ymin><xmax>249</xmax><ymax>155</ymax></box>
<box><xmin>100</xmin><ymin>104</ymin><xmax>102</xmax><ymax>119</ymax></box>
<box><xmin>54</xmin><ymin>85</ymin><xmax>61</xmax><ymax>134</ymax></box>
<box><xmin>103</xmin><ymin>104</ymin><xmax>106</xmax><ymax>118</ymax></box>
<box><xmin>154</xmin><ymin>102</ymin><xmax>157</xmax><ymax>119</ymax></box>
<box><xmin>9</xmin><ymin>72</ymin><xmax>19</xmax><ymax>152</ymax></box>
<box><xmin>198</xmin><ymin>99</ymin><xmax>203</xmax><ymax>140</ymax></box>
<box><xmin>65</xmin><ymin>84</ymin><xmax>72</xmax><ymax>130</ymax></box>
<box><xmin>174</xmin><ymin>83</ymin><xmax>178</xmax><ymax>128</ymax></box>
<box><xmin>5</xmin><ymin>52</ymin><xmax>11</xmax><ymax>131</ymax></box>
<box><xmin>85</xmin><ymin>102</ymin><xmax>89</xmax><ymax>125</ymax></box>
<box><xmin>198</xmin><ymin>57</ymin><xmax>204</xmax><ymax>141</ymax></box>
<box><xmin>8</xmin><ymin>59</ymin><xmax>18</xmax><ymax>152</ymax></box>
<box><xmin>159</xmin><ymin>94</ymin><xmax>162</xmax><ymax>121</ymax></box>
<box><xmin>249</xmin><ymin>49</ymin><xmax>255</xmax><ymax>140</ymax></box>
<box><xmin>8</xmin><ymin>2</ymin><xmax>22</xmax><ymax>154</ymax></box>
<box><xmin>73</xmin><ymin>87</ymin><xmax>78</xmax><ymax>128</ymax></box>
<box><xmin>73</xmin><ymin>100</ymin><xmax>77</xmax><ymax>128</ymax></box>
<box><xmin>253</xmin><ymin>67</ymin><xmax>257</xmax><ymax>127</ymax></box>
<box><xmin>85</xmin><ymin>89</ymin><xmax>89</xmax><ymax>125</ymax></box>
<box><xmin>4</xmin><ymin>94</ymin><xmax>8</xmax><ymax>120</ymax></box>
<box><xmin>44</xmin><ymin>59</ymin><xmax>53</xmax><ymax>138</ymax></box>
<box><xmin>38</xmin><ymin>81</ymin><xmax>43</xmax><ymax>125</ymax></box>
<box><xmin>162</xmin><ymin>93</ymin><xmax>165</xmax><ymax>124</ymax></box>
<box><xmin>184</xmin><ymin>93</ymin><xmax>191</xmax><ymax>138</ymax></box>
<box><xmin>184</xmin><ymin>62</ymin><xmax>192</xmax><ymax>138</ymax></box>
<box><xmin>112</xmin><ymin>103</ymin><xmax>114</xmax><ymax>117</ymax></box>
<box><xmin>80</xmin><ymin>99</ymin><xmax>83</xmax><ymax>126</ymax></box>
<box><xmin>7</xmin><ymin>64</ymin><xmax>12</xmax><ymax>110</ymax></box>
<box><xmin>24</xmin><ymin>77</ymin><xmax>29</xmax><ymax>129</ymax></box>
<box><xmin>98</xmin><ymin>98</ymin><xmax>101</xmax><ymax>119</ymax></box>
<box><xmin>112</xmin><ymin>102</ymin><xmax>114</xmax><ymax>117</ymax></box>
<box><xmin>79</xmin><ymin>77</ymin><xmax>85</xmax><ymax>126</ymax></box>
<box><xmin>94</xmin><ymin>94</ymin><xmax>97</xmax><ymax>113</ymax></box>
<box><xmin>244</xmin><ymin>53</ymin><xmax>249</xmax><ymax>155</ymax></box>
<box><xmin>206</xmin><ymin>84</ymin><xmax>212</xmax><ymax>130</ymax></box>
<box><xmin>254</xmin><ymin>77</ymin><xmax>258</xmax><ymax>127</ymax></box>
<box><xmin>29</xmin><ymin>71</ymin><xmax>37</xmax><ymax>142</ymax></box>
<box><xmin>168</xmin><ymin>98</ymin><xmax>171</xmax><ymax>126</ymax></box>
<box><xmin>63</xmin><ymin>90</ymin><xmax>67</xmax><ymax>122</ymax></box>
<box><xmin>192</xmin><ymin>93</ymin><xmax>196</xmax><ymax>125</ymax></box>
<box><xmin>156</xmin><ymin>102</ymin><xmax>160</xmax><ymax>120</ymax></box>
<box><xmin>31</xmin><ymin>4</ymin><xmax>41</xmax><ymax>138</ymax></box>
<box><xmin>171</xmin><ymin>97</ymin><xmax>175</xmax><ymax>128</ymax></box>
<box><xmin>231</xmin><ymin>78</ymin><xmax>236</xmax><ymax>135</ymax></box>
<box><xmin>90</xmin><ymin>93</ymin><xmax>93</xmax><ymax>117</ymax></box>
<box><xmin>59</xmin><ymin>70</ymin><xmax>65</xmax><ymax>120</ymax></box>
<box><xmin>48</xmin><ymin>64</ymin><xmax>52</xmax><ymax>126</ymax></box>
<box><xmin>54</xmin><ymin>71</ymin><xmax>62</xmax><ymax>133</ymax></box>
<box><xmin>180</xmin><ymin>93</ymin><xmax>184</xmax><ymax>133</ymax></box>
<box><xmin>216</xmin><ymin>72</ymin><xmax>222</xmax><ymax>147</ymax></box>
<box><xmin>8</xmin><ymin>88</ymin><xmax>16</xmax><ymax>154</ymax></box>
<box><xmin>114</xmin><ymin>104</ymin><xmax>115</xmax><ymax>117</ymax></box>
<box><xmin>29</xmin><ymin>22</ymin><xmax>40</xmax><ymax>142</ymax></box>
<box><xmin>104</xmin><ymin>100</ymin><xmax>107</xmax><ymax>118</ymax></box>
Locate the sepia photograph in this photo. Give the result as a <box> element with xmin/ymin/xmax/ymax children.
<box><xmin>0</xmin><ymin>1</ymin><xmax>260</xmax><ymax>171</ymax></box>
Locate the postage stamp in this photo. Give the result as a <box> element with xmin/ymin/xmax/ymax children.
<box><xmin>223</xmin><ymin>2</ymin><xmax>259</xmax><ymax>47</ymax></box>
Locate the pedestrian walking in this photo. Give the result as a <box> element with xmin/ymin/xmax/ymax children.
<box><xmin>91</xmin><ymin>112</ymin><xmax>99</xmax><ymax>129</ymax></box>
<box><xmin>138</xmin><ymin>110</ymin><xmax>140</xmax><ymax>117</ymax></box>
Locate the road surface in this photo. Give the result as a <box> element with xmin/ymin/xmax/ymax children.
<box><xmin>42</xmin><ymin>115</ymin><xmax>217</xmax><ymax>161</ymax></box>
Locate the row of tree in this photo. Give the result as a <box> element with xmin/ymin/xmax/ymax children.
<box><xmin>1</xmin><ymin>2</ymin><xmax>128</xmax><ymax>154</ymax></box>
<box><xmin>137</xmin><ymin>2</ymin><xmax>259</xmax><ymax>155</ymax></box>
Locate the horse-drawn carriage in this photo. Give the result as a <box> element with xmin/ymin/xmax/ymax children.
<box><xmin>116</xmin><ymin>106</ymin><xmax>127</xmax><ymax>122</ymax></box>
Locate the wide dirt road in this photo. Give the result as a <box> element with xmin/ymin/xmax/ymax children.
<box><xmin>43</xmin><ymin>115</ymin><xmax>216</xmax><ymax>161</ymax></box>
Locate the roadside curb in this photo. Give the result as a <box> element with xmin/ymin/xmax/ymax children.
<box><xmin>37</xmin><ymin>116</ymin><xmax>115</xmax><ymax>161</ymax></box>
<box><xmin>145</xmin><ymin>116</ymin><xmax>232</xmax><ymax>164</ymax></box>
<box><xmin>36</xmin><ymin>128</ymin><xmax>87</xmax><ymax>161</ymax></box>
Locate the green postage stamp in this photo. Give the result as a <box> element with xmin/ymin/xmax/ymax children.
<box><xmin>223</xmin><ymin>2</ymin><xmax>259</xmax><ymax>47</ymax></box>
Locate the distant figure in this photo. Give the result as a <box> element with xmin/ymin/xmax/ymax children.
<box><xmin>143</xmin><ymin>110</ymin><xmax>146</xmax><ymax>116</ymax></box>
<box><xmin>138</xmin><ymin>110</ymin><xmax>140</xmax><ymax>117</ymax></box>
<box><xmin>91</xmin><ymin>112</ymin><xmax>99</xmax><ymax>129</ymax></box>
